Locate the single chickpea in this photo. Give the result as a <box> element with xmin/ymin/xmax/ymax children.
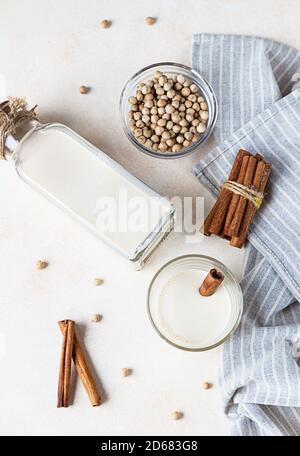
<box><xmin>167</xmin><ymin>89</ymin><xmax>176</xmax><ymax>99</ymax></box>
<box><xmin>159</xmin><ymin>75</ymin><xmax>168</xmax><ymax>87</ymax></box>
<box><xmin>151</xmin><ymin>135</ymin><xmax>160</xmax><ymax>143</ymax></box>
<box><xmin>152</xmin><ymin>143</ymin><xmax>158</xmax><ymax>151</ymax></box>
<box><xmin>150</xmin><ymin>106</ymin><xmax>158</xmax><ymax>115</ymax></box>
<box><xmin>162</xmin><ymin>113</ymin><xmax>171</xmax><ymax>120</ymax></box>
<box><xmin>162</xmin><ymin>131</ymin><xmax>171</xmax><ymax>140</ymax></box>
<box><xmin>142</xmin><ymin>115</ymin><xmax>150</xmax><ymax>124</ymax></box>
<box><xmin>157</xmin><ymin>118</ymin><xmax>167</xmax><ymax>127</ymax></box>
<box><xmin>179</xmin><ymin>119</ymin><xmax>188</xmax><ymax>127</ymax></box>
<box><xmin>172</xmin><ymin>100</ymin><xmax>180</xmax><ymax>109</ymax></box>
<box><xmin>165</xmin><ymin>104</ymin><xmax>175</xmax><ymax>114</ymax></box>
<box><xmin>183</xmin><ymin>140</ymin><xmax>190</xmax><ymax>148</ymax></box>
<box><xmin>176</xmin><ymin>135</ymin><xmax>184</xmax><ymax>144</ymax></box>
<box><xmin>163</xmin><ymin>82</ymin><xmax>172</xmax><ymax>92</ymax></box>
<box><xmin>197</xmin><ymin>122</ymin><xmax>206</xmax><ymax>133</ymax></box>
<box><xmin>192</xmin><ymin>102</ymin><xmax>200</xmax><ymax>111</ymax></box>
<box><xmin>100</xmin><ymin>19</ymin><xmax>111</xmax><ymax>29</ymax></box>
<box><xmin>166</xmin><ymin>121</ymin><xmax>174</xmax><ymax>130</ymax></box>
<box><xmin>144</xmin><ymin>100</ymin><xmax>154</xmax><ymax>108</ymax></box>
<box><xmin>91</xmin><ymin>314</ymin><xmax>102</xmax><ymax>323</ymax></box>
<box><xmin>158</xmin><ymin>142</ymin><xmax>168</xmax><ymax>152</ymax></box>
<box><xmin>192</xmin><ymin>118</ymin><xmax>200</xmax><ymax>127</ymax></box>
<box><xmin>180</xmin><ymin>127</ymin><xmax>188</xmax><ymax>134</ymax></box>
<box><xmin>174</xmin><ymin>82</ymin><xmax>182</xmax><ymax>91</ymax></box>
<box><xmin>155</xmin><ymin>126</ymin><xmax>164</xmax><ymax>136</ymax></box>
<box><xmin>145</xmin><ymin>139</ymin><xmax>153</xmax><ymax>148</ymax></box>
<box><xmin>200</xmin><ymin>102</ymin><xmax>208</xmax><ymax>111</ymax></box>
<box><xmin>157</xmin><ymin>99</ymin><xmax>167</xmax><ymax>107</ymax></box>
<box><xmin>177</xmin><ymin>74</ymin><xmax>185</xmax><ymax>84</ymax></box>
<box><xmin>197</xmin><ymin>96</ymin><xmax>205</xmax><ymax>103</ymax></box>
<box><xmin>172</xmin><ymin>116</ymin><xmax>181</xmax><ymax>126</ymax></box>
<box><xmin>185</xmin><ymin>100</ymin><xmax>192</xmax><ymax>108</ymax></box>
<box><xmin>190</xmin><ymin>83</ymin><xmax>198</xmax><ymax>93</ymax></box>
<box><xmin>192</xmin><ymin>134</ymin><xmax>199</xmax><ymax>143</ymax></box>
<box><xmin>137</xmin><ymin>135</ymin><xmax>146</xmax><ymax>144</ymax></box>
<box><xmin>200</xmin><ymin>110</ymin><xmax>209</xmax><ymax>122</ymax></box>
<box><xmin>141</xmin><ymin>85</ymin><xmax>151</xmax><ymax>95</ymax></box>
<box><xmin>186</xmin><ymin>114</ymin><xmax>194</xmax><ymax>123</ymax></box>
<box><xmin>179</xmin><ymin>104</ymin><xmax>186</xmax><ymax>112</ymax></box>
<box><xmin>184</xmin><ymin>132</ymin><xmax>193</xmax><ymax>141</ymax></box>
<box><xmin>166</xmin><ymin>139</ymin><xmax>175</xmax><ymax>147</ymax></box>
<box><xmin>154</xmin><ymin>70</ymin><xmax>163</xmax><ymax>80</ymax></box>
<box><xmin>143</xmin><ymin>129</ymin><xmax>152</xmax><ymax>138</ymax></box>
<box><xmin>172</xmin><ymin>144</ymin><xmax>182</xmax><ymax>153</ymax></box>
<box><xmin>188</xmin><ymin>94</ymin><xmax>197</xmax><ymax>102</ymax></box>
<box><xmin>79</xmin><ymin>85</ymin><xmax>90</xmax><ymax>94</ymax></box>
<box><xmin>136</xmin><ymin>120</ymin><xmax>145</xmax><ymax>129</ymax></box>
<box><xmin>36</xmin><ymin>260</ymin><xmax>48</xmax><ymax>270</ymax></box>
<box><xmin>173</xmin><ymin>124</ymin><xmax>181</xmax><ymax>134</ymax></box>
<box><xmin>128</xmin><ymin>96</ymin><xmax>137</xmax><ymax>105</ymax></box>
<box><xmin>181</xmin><ymin>87</ymin><xmax>190</xmax><ymax>97</ymax></box>
<box><xmin>141</xmin><ymin>107</ymin><xmax>150</xmax><ymax>115</ymax></box>
<box><xmin>158</xmin><ymin>107</ymin><xmax>165</xmax><ymax>115</ymax></box>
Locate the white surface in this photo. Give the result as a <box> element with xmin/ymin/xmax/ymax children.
<box><xmin>0</xmin><ymin>0</ymin><xmax>298</xmax><ymax>437</ymax></box>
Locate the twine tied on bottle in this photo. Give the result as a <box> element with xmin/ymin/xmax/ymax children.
<box><xmin>0</xmin><ymin>97</ymin><xmax>37</xmax><ymax>160</ymax></box>
<box><xmin>222</xmin><ymin>180</ymin><xmax>264</xmax><ymax>209</ymax></box>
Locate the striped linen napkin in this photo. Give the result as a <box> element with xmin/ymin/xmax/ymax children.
<box><xmin>192</xmin><ymin>34</ymin><xmax>300</xmax><ymax>436</ymax></box>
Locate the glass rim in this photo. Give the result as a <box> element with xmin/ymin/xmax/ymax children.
<box><xmin>147</xmin><ymin>254</ymin><xmax>243</xmax><ymax>352</ymax></box>
<box><xmin>120</xmin><ymin>62</ymin><xmax>218</xmax><ymax>159</ymax></box>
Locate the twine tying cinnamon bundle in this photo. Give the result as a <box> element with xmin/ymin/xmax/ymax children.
<box><xmin>203</xmin><ymin>150</ymin><xmax>272</xmax><ymax>248</ymax></box>
<box><xmin>0</xmin><ymin>97</ymin><xmax>37</xmax><ymax>160</ymax></box>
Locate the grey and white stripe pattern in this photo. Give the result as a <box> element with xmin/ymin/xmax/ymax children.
<box><xmin>192</xmin><ymin>35</ymin><xmax>300</xmax><ymax>436</ymax></box>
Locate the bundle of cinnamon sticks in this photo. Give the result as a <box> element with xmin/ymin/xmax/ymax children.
<box><xmin>57</xmin><ymin>320</ymin><xmax>101</xmax><ymax>408</ymax></box>
<box><xmin>203</xmin><ymin>150</ymin><xmax>272</xmax><ymax>248</ymax></box>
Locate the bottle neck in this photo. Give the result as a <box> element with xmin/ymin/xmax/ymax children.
<box><xmin>3</xmin><ymin>120</ymin><xmax>39</xmax><ymax>160</ymax></box>
<box><xmin>4</xmin><ymin>134</ymin><xmax>19</xmax><ymax>159</ymax></box>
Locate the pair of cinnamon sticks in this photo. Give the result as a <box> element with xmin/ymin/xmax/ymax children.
<box><xmin>57</xmin><ymin>320</ymin><xmax>101</xmax><ymax>408</ymax></box>
<box><xmin>204</xmin><ymin>150</ymin><xmax>272</xmax><ymax>248</ymax></box>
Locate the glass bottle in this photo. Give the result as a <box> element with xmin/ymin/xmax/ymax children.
<box><xmin>1</xmin><ymin>100</ymin><xmax>175</xmax><ymax>269</ymax></box>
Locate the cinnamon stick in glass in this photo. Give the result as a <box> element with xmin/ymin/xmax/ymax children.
<box><xmin>57</xmin><ymin>319</ymin><xmax>75</xmax><ymax>408</ymax></box>
<box><xmin>227</xmin><ymin>155</ymin><xmax>258</xmax><ymax>237</ymax></box>
<box><xmin>58</xmin><ymin>321</ymin><xmax>101</xmax><ymax>407</ymax></box>
<box><xmin>199</xmin><ymin>269</ymin><xmax>225</xmax><ymax>296</ymax></box>
<box><xmin>205</xmin><ymin>149</ymin><xmax>249</xmax><ymax>235</ymax></box>
<box><xmin>230</xmin><ymin>161</ymin><xmax>272</xmax><ymax>248</ymax></box>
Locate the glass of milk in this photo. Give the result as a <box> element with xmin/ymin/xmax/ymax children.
<box><xmin>147</xmin><ymin>255</ymin><xmax>243</xmax><ymax>351</ymax></box>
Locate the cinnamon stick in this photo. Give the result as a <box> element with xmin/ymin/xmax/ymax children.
<box><xmin>57</xmin><ymin>320</ymin><xmax>74</xmax><ymax>408</ymax></box>
<box><xmin>205</xmin><ymin>150</ymin><xmax>249</xmax><ymax>235</ymax></box>
<box><xmin>227</xmin><ymin>155</ymin><xmax>258</xmax><ymax>237</ymax></box>
<box><xmin>199</xmin><ymin>269</ymin><xmax>224</xmax><ymax>296</ymax></box>
<box><xmin>223</xmin><ymin>154</ymin><xmax>250</xmax><ymax>236</ymax></box>
<box><xmin>230</xmin><ymin>161</ymin><xmax>272</xmax><ymax>248</ymax></box>
<box><xmin>58</xmin><ymin>321</ymin><xmax>101</xmax><ymax>407</ymax></box>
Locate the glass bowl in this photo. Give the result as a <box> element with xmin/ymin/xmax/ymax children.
<box><xmin>147</xmin><ymin>255</ymin><xmax>243</xmax><ymax>351</ymax></box>
<box><xmin>120</xmin><ymin>62</ymin><xmax>218</xmax><ymax>159</ymax></box>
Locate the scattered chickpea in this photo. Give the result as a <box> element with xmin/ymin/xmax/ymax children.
<box><xmin>145</xmin><ymin>16</ymin><xmax>156</xmax><ymax>26</ymax></box>
<box><xmin>121</xmin><ymin>367</ymin><xmax>132</xmax><ymax>377</ymax></box>
<box><xmin>171</xmin><ymin>411</ymin><xmax>183</xmax><ymax>421</ymax></box>
<box><xmin>36</xmin><ymin>260</ymin><xmax>48</xmax><ymax>270</ymax></box>
<box><xmin>100</xmin><ymin>19</ymin><xmax>111</xmax><ymax>29</ymax></box>
<box><xmin>91</xmin><ymin>314</ymin><xmax>102</xmax><ymax>323</ymax></box>
<box><xmin>79</xmin><ymin>85</ymin><xmax>90</xmax><ymax>95</ymax></box>
<box><xmin>202</xmin><ymin>382</ymin><xmax>213</xmax><ymax>390</ymax></box>
<box><xmin>94</xmin><ymin>277</ymin><xmax>104</xmax><ymax>286</ymax></box>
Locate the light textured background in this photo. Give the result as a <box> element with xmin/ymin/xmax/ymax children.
<box><xmin>0</xmin><ymin>0</ymin><xmax>299</xmax><ymax>436</ymax></box>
